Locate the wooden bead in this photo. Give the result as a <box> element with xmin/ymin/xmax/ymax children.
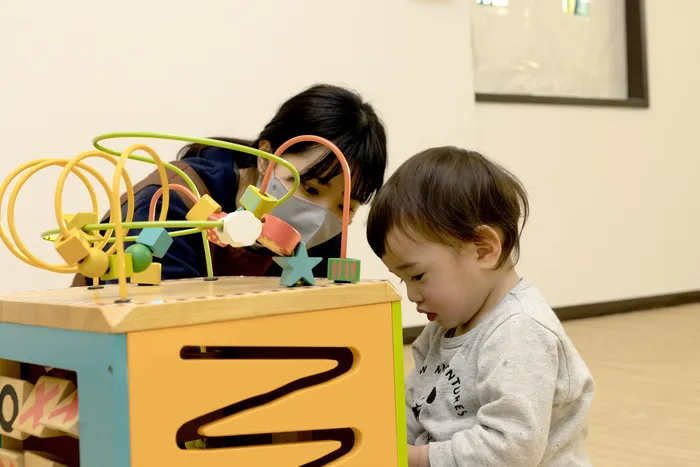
<box><xmin>256</xmin><ymin>214</ymin><xmax>301</xmax><ymax>256</ymax></box>
<box><xmin>125</xmin><ymin>244</ymin><xmax>153</xmax><ymax>273</ymax></box>
<box><xmin>77</xmin><ymin>248</ymin><xmax>109</xmax><ymax>278</ymax></box>
<box><xmin>327</xmin><ymin>258</ymin><xmax>361</xmax><ymax>283</ymax></box>
<box><xmin>272</xmin><ymin>241</ymin><xmax>322</xmax><ymax>287</ymax></box>
<box><xmin>100</xmin><ymin>254</ymin><xmax>134</xmax><ymax>281</ymax></box>
<box><xmin>185</xmin><ymin>194</ymin><xmax>222</xmax><ymax>222</ymax></box>
<box><xmin>136</xmin><ymin>227</ymin><xmax>173</xmax><ymax>258</ymax></box>
<box><xmin>220</xmin><ymin>210</ymin><xmax>263</xmax><ymax>247</ymax></box>
<box><xmin>205</xmin><ymin>212</ymin><xmax>228</xmax><ymax>247</ymax></box>
<box><xmin>62</xmin><ymin>212</ymin><xmax>98</xmax><ymax>231</ymax></box>
<box><xmin>240</xmin><ymin>185</ymin><xmax>277</xmax><ymax>218</ymax></box>
<box><xmin>54</xmin><ymin>228</ymin><xmax>90</xmax><ymax>265</ymax></box>
<box><xmin>131</xmin><ymin>262</ymin><xmax>161</xmax><ymax>286</ymax></box>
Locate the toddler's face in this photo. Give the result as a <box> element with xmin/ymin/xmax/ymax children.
<box><xmin>381</xmin><ymin>229</ymin><xmax>495</xmax><ymax>331</ymax></box>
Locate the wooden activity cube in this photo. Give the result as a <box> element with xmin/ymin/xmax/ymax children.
<box><xmin>0</xmin><ymin>277</ymin><xmax>407</xmax><ymax>467</ymax></box>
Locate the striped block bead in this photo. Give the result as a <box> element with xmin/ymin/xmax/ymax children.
<box><xmin>327</xmin><ymin>258</ymin><xmax>361</xmax><ymax>283</ymax></box>
<box><xmin>240</xmin><ymin>185</ymin><xmax>278</xmax><ymax>218</ymax></box>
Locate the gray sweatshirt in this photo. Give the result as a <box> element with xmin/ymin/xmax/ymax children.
<box><xmin>407</xmin><ymin>278</ymin><xmax>594</xmax><ymax>466</ymax></box>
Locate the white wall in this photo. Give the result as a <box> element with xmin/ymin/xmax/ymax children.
<box><xmin>475</xmin><ymin>1</ymin><xmax>700</xmax><ymax>307</ymax></box>
<box><xmin>0</xmin><ymin>1</ymin><xmax>477</xmax><ymax>327</ymax></box>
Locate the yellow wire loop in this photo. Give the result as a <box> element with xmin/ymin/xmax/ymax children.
<box><xmin>0</xmin><ymin>133</ymin><xmax>303</xmax><ymax>303</ymax></box>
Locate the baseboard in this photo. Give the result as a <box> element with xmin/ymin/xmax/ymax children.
<box><xmin>402</xmin><ymin>289</ymin><xmax>700</xmax><ymax>345</ymax></box>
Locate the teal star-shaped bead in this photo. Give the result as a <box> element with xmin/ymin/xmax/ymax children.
<box><xmin>272</xmin><ymin>241</ymin><xmax>322</xmax><ymax>287</ymax></box>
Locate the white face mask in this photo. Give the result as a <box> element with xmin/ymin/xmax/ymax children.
<box><xmin>258</xmin><ymin>174</ymin><xmax>342</xmax><ymax>250</ymax></box>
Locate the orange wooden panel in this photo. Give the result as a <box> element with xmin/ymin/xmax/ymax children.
<box><xmin>127</xmin><ymin>302</ymin><xmax>398</xmax><ymax>467</ymax></box>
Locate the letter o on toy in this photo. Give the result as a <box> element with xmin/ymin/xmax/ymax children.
<box><xmin>0</xmin><ymin>384</ymin><xmax>19</xmax><ymax>432</ymax></box>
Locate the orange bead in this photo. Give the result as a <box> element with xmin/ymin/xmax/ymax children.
<box><xmin>205</xmin><ymin>212</ymin><xmax>228</xmax><ymax>248</ymax></box>
<box><xmin>256</xmin><ymin>214</ymin><xmax>301</xmax><ymax>256</ymax></box>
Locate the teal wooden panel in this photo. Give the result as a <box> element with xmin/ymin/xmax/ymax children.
<box><xmin>0</xmin><ymin>323</ymin><xmax>130</xmax><ymax>467</ymax></box>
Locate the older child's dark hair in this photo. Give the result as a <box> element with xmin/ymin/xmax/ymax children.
<box><xmin>366</xmin><ymin>146</ymin><xmax>529</xmax><ymax>268</ymax></box>
<box><xmin>177</xmin><ymin>84</ymin><xmax>387</xmax><ymax>204</ymax></box>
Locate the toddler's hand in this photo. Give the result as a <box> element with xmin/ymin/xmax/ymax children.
<box><xmin>408</xmin><ymin>444</ymin><xmax>429</xmax><ymax>467</ymax></box>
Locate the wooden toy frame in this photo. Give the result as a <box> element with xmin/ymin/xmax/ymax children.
<box><xmin>0</xmin><ymin>278</ymin><xmax>407</xmax><ymax>466</ymax></box>
<box><xmin>0</xmin><ymin>132</ymin><xmax>405</xmax><ymax>466</ymax></box>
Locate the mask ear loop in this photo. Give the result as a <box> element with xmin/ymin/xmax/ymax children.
<box><xmin>260</xmin><ymin>136</ymin><xmax>351</xmax><ymax>259</ymax></box>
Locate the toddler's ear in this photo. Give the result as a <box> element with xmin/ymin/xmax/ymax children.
<box><xmin>473</xmin><ymin>225</ymin><xmax>503</xmax><ymax>269</ymax></box>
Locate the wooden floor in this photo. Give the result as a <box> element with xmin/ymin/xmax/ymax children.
<box><xmin>403</xmin><ymin>304</ymin><xmax>700</xmax><ymax>466</ymax></box>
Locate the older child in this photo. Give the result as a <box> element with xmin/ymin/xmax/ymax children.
<box><xmin>367</xmin><ymin>147</ymin><xmax>594</xmax><ymax>466</ymax></box>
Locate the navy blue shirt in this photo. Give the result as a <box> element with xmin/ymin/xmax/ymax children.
<box><xmin>109</xmin><ymin>147</ymin><xmax>340</xmax><ymax>281</ymax></box>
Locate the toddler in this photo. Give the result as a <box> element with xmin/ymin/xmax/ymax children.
<box><xmin>366</xmin><ymin>147</ymin><xmax>594</xmax><ymax>466</ymax></box>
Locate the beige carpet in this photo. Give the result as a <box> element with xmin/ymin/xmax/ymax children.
<box><xmin>402</xmin><ymin>304</ymin><xmax>700</xmax><ymax>466</ymax></box>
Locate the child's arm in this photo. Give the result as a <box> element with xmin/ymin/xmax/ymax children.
<box><xmin>406</xmin><ymin>325</ymin><xmax>432</xmax><ymax>444</ymax></box>
<box><xmin>428</xmin><ymin>315</ymin><xmax>562</xmax><ymax>466</ymax></box>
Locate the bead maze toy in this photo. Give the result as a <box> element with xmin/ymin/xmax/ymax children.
<box><xmin>0</xmin><ymin>133</ymin><xmax>408</xmax><ymax>466</ymax></box>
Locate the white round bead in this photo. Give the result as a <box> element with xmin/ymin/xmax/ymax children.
<box><xmin>220</xmin><ymin>210</ymin><xmax>263</xmax><ymax>247</ymax></box>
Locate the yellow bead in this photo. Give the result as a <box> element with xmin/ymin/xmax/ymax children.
<box><xmin>240</xmin><ymin>185</ymin><xmax>278</xmax><ymax>218</ymax></box>
<box><xmin>77</xmin><ymin>248</ymin><xmax>109</xmax><ymax>278</ymax></box>
<box><xmin>100</xmin><ymin>254</ymin><xmax>134</xmax><ymax>280</ymax></box>
<box><xmin>185</xmin><ymin>194</ymin><xmax>222</xmax><ymax>222</ymax></box>
<box><xmin>54</xmin><ymin>228</ymin><xmax>90</xmax><ymax>265</ymax></box>
<box><xmin>131</xmin><ymin>262</ymin><xmax>161</xmax><ymax>285</ymax></box>
<box><xmin>63</xmin><ymin>212</ymin><xmax>98</xmax><ymax>231</ymax></box>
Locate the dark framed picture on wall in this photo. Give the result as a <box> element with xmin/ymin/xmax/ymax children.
<box><xmin>471</xmin><ymin>0</ymin><xmax>648</xmax><ymax>107</ymax></box>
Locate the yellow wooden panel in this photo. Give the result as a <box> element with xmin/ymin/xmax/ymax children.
<box><xmin>127</xmin><ymin>303</ymin><xmax>398</xmax><ymax>467</ymax></box>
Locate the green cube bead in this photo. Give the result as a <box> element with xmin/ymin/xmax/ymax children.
<box><xmin>327</xmin><ymin>258</ymin><xmax>361</xmax><ymax>283</ymax></box>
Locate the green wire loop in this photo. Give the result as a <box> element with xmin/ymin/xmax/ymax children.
<box><xmin>89</xmin><ymin>132</ymin><xmax>300</xmax><ymax>280</ymax></box>
<box><xmin>38</xmin><ymin>133</ymin><xmax>300</xmax><ymax>281</ymax></box>
<box><xmin>92</xmin><ymin>132</ymin><xmax>300</xmax><ymax>205</ymax></box>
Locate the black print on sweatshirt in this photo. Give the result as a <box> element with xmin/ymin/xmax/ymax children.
<box><xmin>411</xmin><ymin>363</ymin><xmax>468</xmax><ymax>419</ymax></box>
<box><xmin>411</xmin><ymin>386</ymin><xmax>437</xmax><ymax>420</ymax></box>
